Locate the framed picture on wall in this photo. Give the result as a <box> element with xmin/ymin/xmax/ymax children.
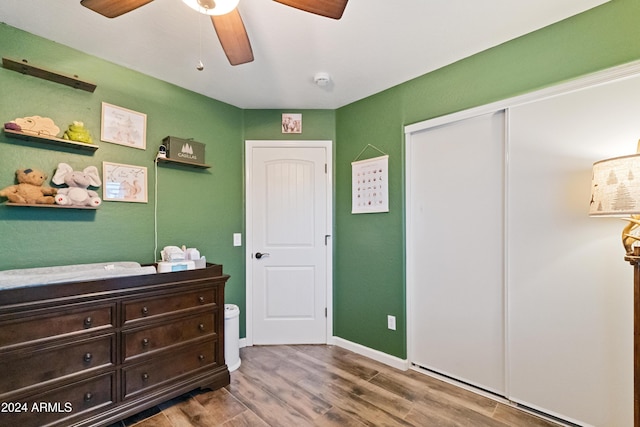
<box><xmin>352</xmin><ymin>155</ymin><xmax>389</xmax><ymax>214</ymax></box>
<box><xmin>102</xmin><ymin>161</ymin><xmax>148</xmax><ymax>203</ymax></box>
<box><xmin>282</xmin><ymin>113</ymin><xmax>302</xmax><ymax>133</ymax></box>
<box><xmin>101</xmin><ymin>102</ymin><xmax>147</xmax><ymax>150</ymax></box>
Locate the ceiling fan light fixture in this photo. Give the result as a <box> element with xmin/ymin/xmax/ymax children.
<box><xmin>182</xmin><ymin>0</ymin><xmax>239</xmax><ymax>16</ymax></box>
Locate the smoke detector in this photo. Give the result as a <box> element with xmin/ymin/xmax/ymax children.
<box><xmin>314</xmin><ymin>72</ymin><xmax>331</xmax><ymax>87</ymax></box>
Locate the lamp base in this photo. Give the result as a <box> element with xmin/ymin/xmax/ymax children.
<box><xmin>623</xmin><ymin>215</ymin><xmax>640</xmax><ymax>255</ymax></box>
<box><xmin>626</xmin><ymin>247</ymin><xmax>640</xmax><ymax>427</ymax></box>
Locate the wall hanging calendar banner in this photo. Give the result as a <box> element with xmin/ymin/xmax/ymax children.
<box><xmin>352</xmin><ymin>155</ymin><xmax>389</xmax><ymax>214</ymax></box>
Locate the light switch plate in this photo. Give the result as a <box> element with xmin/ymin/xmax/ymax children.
<box><xmin>387</xmin><ymin>315</ymin><xmax>396</xmax><ymax>330</ymax></box>
<box><xmin>233</xmin><ymin>233</ymin><xmax>242</xmax><ymax>247</ymax></box>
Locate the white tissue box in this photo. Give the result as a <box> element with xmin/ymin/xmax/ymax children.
<box><xmin>157</xmin><ymin>261</ymin><xmax>195</xmax><ymax>273</ymax></box>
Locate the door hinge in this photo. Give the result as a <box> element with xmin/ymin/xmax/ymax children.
<box><xmin>325</xmin><ymin>235</ymin><xmax>331</xmax><ymax>246</ymax></box>
<box><xmin>325</xmin><ymin>163</ymin><xmax>327</xmax><ymax>174</ymax></box>
<box><xmin>325</xmin><ymin>307</ymin><xmax>327</xmax><ymax>317</ymax></box>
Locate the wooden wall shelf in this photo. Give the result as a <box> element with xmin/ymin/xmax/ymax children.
<box><xmin>3</xmin><ymin>128</ymin><xmax>98</xmax><ymax>152</ymax></box>
<box><xmin>2</xmin><ymin>57</ymin><xmax>97</xmax><ymax>92</ymax></box>
<box><xmin>157</xmin><ymin>157</ymin><xmax>211</xmax><ymax>169</ymax></box>
<box><xmin>5</xmin><ymin>202</ymin><xmax>99</xmax><ymax>210</ymax></box>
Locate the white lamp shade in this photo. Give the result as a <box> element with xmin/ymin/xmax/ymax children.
<box><xmin>590</xmin><ymin>153</ymin><xmax>640</xmax><ymax>216</ymax></box>
<box><xmin>182</xmin><ymin>0</ymin><xmax>239</xmax><ymax>15</ymax></box>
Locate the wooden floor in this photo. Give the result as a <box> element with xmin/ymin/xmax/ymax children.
<box><xmin>110</xmin><ymin>345</ymin><xmax>561</xmax><ymax>427</ymax></box>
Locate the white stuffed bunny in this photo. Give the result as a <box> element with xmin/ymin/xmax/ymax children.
<box><xmin>52</xmin><ymin>162</ymin><xmax>102</xmax><ymax>207</ymax></box>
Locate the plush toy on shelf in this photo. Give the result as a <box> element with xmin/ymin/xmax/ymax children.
<box><xmin>0</xmin><ymin>168</ymin><xmax>57</xmax><ymax>204</ymax></box>
<box><xmin>8</xmin><ymin>116</ymin><xmax>60</xmax><ymax>137</ymax></box>
<box><xmin>62</xmin><ymin>121</ymin><xmax>93</xmax><ymax>144</ymax></box>
<box><xmin>52</xmin><ymin>162</ymin><xmax>102</xmax><ymax>207</ymax></box>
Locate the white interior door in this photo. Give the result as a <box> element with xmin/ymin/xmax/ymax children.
<box><xmin>407</xmin><ymin>111</ymin><xmax>506</xmax><ymax>395</ymax></box>
<box><xmin>246</xmin><ymin>141</ymin><xmax>332</xmax><ymax>345</ymax></box>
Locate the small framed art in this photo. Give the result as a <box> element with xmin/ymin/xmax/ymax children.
<box><xmin>102</xmin><ymin>161</ymin><xmax>148</xmax><ymax>203</ymax></box>
<box><xmin>282</xmin><ymin>113</ymin><xmax>302</xmax><ymax>133</ymax></box>
<box><xmin>101</xmin><ymin>102</ymin><xmax>147</xmax><ymax>149</ymax></box>
<box><xmin>352</xmin><ymin>155</ymin><xmax>389</xmax><ymax>214</ymax></box>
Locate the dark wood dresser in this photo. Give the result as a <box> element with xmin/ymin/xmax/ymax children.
<box><xmin>0</xmin><ymin>264</ymin><xmax>230</xmax><ymax>427</ymax></box>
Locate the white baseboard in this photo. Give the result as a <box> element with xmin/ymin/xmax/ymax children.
<box><xmin>332</xmin><ymin>337</ymin><xmax>410</xmax><ymax>371</ymax></box>
<box><xmin>238</xmin><ymin>336</ymin><xmax>409</xmax><ymax>371</ymax></box>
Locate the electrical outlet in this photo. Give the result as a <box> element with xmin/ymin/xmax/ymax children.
<box><xmin>387</xmin><ymin>315</ymin><xmax>396</xmax><ymax>331</ymax></box>
<box><xmin>233</xmin><ymin>233</ymin><xmax>242</xmax><ymax>247</ymax></box>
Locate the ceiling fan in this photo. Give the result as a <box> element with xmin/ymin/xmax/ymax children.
<box><xmin>79</xmin><ymin>0</ymin><xmax>349</xmax><ymax>66</ymax></box>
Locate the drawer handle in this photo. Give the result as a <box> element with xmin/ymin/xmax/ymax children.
<box><xmin>84</xmin><ymin>392</ymin><xmax>92</xmax><ymax>402</ymax></box>
<box><xmin>198</xmin><ymin>354</ymin><xmax>205</xmax><ymax>361</ymax></box>
<box><xmin>198</xmin><ymin>296</ymin><xmax>206</xmax><ymax>304</ymax></box>
<box><xmin>83</xmin><ymin>316</ymin><xmax>92</xmax><ymax>328</ymax></box>
<box><xmin>142</xmin><ymin>373</ymin><xmax>149</xmax><ymax>381</ymax></box>
<box><xmin>83</xmin><ymin>352</ymin><xmax>93</xmax><ymax>363</ymax></box>
<box><xmin>141</xmin><ymin>306</ymin><xmax>149</xmax><ymax>316</ymax></box>
<box><xmin>142</xmin><ymin>338</ymin><xmax>150</xmax><ymax>347</ymax></box>
<box><xmin>198</xmin><ymin>323</ymin><xmax>205</xmax><ymax>331</ymax></box>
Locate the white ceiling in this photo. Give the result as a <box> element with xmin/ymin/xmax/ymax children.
<box><xmin>1</xmin><ymin>0</ymin><xmax>608</xmax><ymax>109</ymax></box>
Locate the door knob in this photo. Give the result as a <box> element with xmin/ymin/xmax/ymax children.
<box><xmin>255</xmin><ymin>252</ymin><xmax>270</xmax><ymax>259</ymax></box>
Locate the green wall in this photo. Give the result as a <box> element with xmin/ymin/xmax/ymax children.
<box><xmin>244</xmin><ymin>109</ymin><xmax>335</xmax><ymax>141</ymax></box>
<box><xmin>333</xmin><ymin>0</ymin><xmax>640</xmax><ymax>358</ymax></box>
<box><xmin>2</xmin><ymin>0</ymin><xmax>640</xmax><ymax>359</ymax></box>
<box><xmin>334</xmin><ymin>90</ymin><xmax>406</xmax><ymax>355</ymax></box>
<box><xmin>0</xmin><ymin>26</ymin><xmax>336</xmax><ymax>338</ymax></box>
<box><xmin>0</xmin><ymin>24</ymin><xmax>248</xmax><ymax>332</ymax></box>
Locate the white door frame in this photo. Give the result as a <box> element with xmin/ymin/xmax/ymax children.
<box><xmin>245</xmin><ymin>140</ymin><xmax>333</xmax><ymax>347</ymax></box>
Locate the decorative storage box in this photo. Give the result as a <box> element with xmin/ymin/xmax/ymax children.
<box><xmin>163</xmin><ymin>136</ymin><xmax>206</xmax><ymax>164</ymax></box>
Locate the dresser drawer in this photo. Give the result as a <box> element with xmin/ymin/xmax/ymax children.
<box><xmin>124</xmin><ymin>288</ymin><xmax>216</xmax><ymax>323</ymax></box>
<box><xmin>0</xmin><ymin>334</ymin><xmax>114</xmax><ymax>396</ymax></box>
<box><xmin>123</xmin><ymin>339</ymin><xmax>218</xmax><ymax>399</ymax></box>
<box><xmin>123</xmin><ymin>313</ymin><xmax>215</xmax><ymax>362</ymax></box>
<box><xmin>0</xmin><ymin>372</ymin><xmax>114</xmax><ymax>427</ymax></box>
<box><xmin>0</xmin><ymin>305</ymin><xmax>114</xmax><ymax>349</ymax></box>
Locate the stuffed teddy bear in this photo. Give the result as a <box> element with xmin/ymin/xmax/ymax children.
<box><xmin>0</xmin><ymin>168</ymin><xmax>57</xmax><ymax>204</ymax></box>
<box><xmin>52</xmin><ymin>163</ymin><xmax>102</xmax><ymax>207</ymax></box>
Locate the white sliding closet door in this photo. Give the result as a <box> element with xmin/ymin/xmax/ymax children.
<box><xmin>507</xmin><ymin>75</ymin><xmax>635</xmax><ymax>426</ymax></box>
<box><xmin>407</xmin><ymin>111</ymin><xmax>506</xmax><ymax>395</ymax></box>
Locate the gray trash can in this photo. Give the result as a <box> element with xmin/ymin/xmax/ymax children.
<box><xmin>224</xmin><ymin>304</ymin><xmax>241</xmax><ymax>372</ymax></box>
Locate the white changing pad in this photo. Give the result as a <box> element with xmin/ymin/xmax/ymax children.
<box><xmin>0</xmin><ymin>261</ymin><xmax>157</xmax><ymax>290</ymax></box>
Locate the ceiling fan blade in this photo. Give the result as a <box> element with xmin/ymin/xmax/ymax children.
<box><xmin>80</xmin><ymin>0</ymin><xmax>153</xmax><ymax>18</ymax></box>
<box><xmin>273</xmin><ymin>0</ymin><xmax>348</xmax><ymax>19</ymax></box>
<box><xmin>211</xmin><ymin>9</ymin><xmax>254</xmax><ymax>66</ymax></box>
